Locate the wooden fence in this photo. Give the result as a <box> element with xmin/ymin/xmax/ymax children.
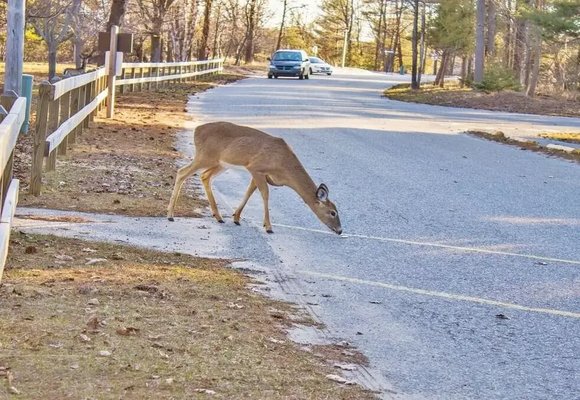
<box><xmin>117</xmin><ymin>59</ymin><xmax>224</xmax><ymax>92</ymax></box>
<box><xmin>0</xmin><ymin>96</ymin><xmax>27</xmax><ymax>280</ymax></box>
<box><xmin>30</xmin><ymin>57</ymin><xmax>224</xmax><ymax>196</ymax></box>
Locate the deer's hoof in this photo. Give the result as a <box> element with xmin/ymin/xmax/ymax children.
<box><xmin>218</xmin><ymin>219</ymin><xmax>225</xmax><ymax>224</ymax></box>
<box><xmin>168</xmin><ymin>217</ymin><xmax>175</xmax><ymax>222</ymax></box>
<box><xmin>266</xmin><ymin>229</ymin><xmax>274</xmax><ymax>234</ymax></box>
<box><xmin>234</xmin><ymin>221</ymin><xmax>241</xmax><ymax>226</ymax></box>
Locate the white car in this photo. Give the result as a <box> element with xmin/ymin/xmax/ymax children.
<box><xmin>309</xmin><ymin>57</ymin><xmax>333</xmax><ymax>75</ymax></box>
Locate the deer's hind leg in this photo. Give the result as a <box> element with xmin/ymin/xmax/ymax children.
<box><xmin>233</xmin><ymin>179</ymin><xmax>257</xmax><ymax>225</ymax></box>
<box><xmin>250</xmin><ymin>174</ymin><xmax>273</xmax><ymax>233</ymax></box>
<box><xmin>200</xmin><ymin>165</ymin><xmax>225</xmax><ymax>223</ymax></box>
<box><xmin>167</xmin><ymin>157</ymin><xmax>205</xmax><ymax>221</ymax></box>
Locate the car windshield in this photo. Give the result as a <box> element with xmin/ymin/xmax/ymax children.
<box><xmin>273</xmin><ymin>51</ymin><xmax>302</xmax><ymax>61</ymax></box>
<box><xmin>309</xmin><ymin>57</ymin><xmax>323</xmax><ymax>63</ymax></box>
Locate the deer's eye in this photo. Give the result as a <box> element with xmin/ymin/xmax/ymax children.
<box><xmin>330</xmin><ymin>211</ymin><xmax>337</xmax><ymax>218</ymax></box>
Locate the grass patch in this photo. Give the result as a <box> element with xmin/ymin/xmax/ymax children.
<box><xmin>467</xmin><ymin>130</ymin><xmax>580</xmax><ymax>163</ymax></box>
<box><xmin>384</xmin><ymin>83</ymin><xmax>580</xmax><ymax>118</ymax></box>
<box><xmin>0</xmin><ymin>232</ymin><xmax>376</xmax><ymax>399</ymax></box>
<box><xmin>539</xmin><ymin>132</ymin><xmax>580</xmax><ymax>144</ymax></box>
<box><xmin>15</xmin><ymin>73</ymin><xmax>246</xmax><ymax>217</ymax></box>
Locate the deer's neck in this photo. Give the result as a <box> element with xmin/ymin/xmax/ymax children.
<box><xmin>286</xmin><ymin>164</ymin><xmax>318</xmax><ymax>208</ymax></box>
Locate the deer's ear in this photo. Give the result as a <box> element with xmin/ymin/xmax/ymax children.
<box><xmin>316</xmin><ymin>184</ymin><xmax>329</xmax><ymax>202</ymax></box>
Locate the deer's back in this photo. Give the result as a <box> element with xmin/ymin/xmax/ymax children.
<box><xmin>194</xmin><ymin>122</ymin><xmax>295</xmax><ymax>167</ymax></box>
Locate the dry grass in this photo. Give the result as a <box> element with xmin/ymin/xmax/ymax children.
<box><xmin>467</xmin><ymin>130</ymin><xmax>580</xmax><ymax>163</ymax></box>
<box><xmin>0</xmin><ymin>232</ymin><xmax>376</xmax><ymax>399</ymax></box>
<box><xmin>539</xmin><ymin>132</ymin><xmax>580</xmax><ymax>144</ymax></box>
<box><xmin>384</xmin><ymin>83</ymin><xmax>580</xmax><ymax>118</ymax></box>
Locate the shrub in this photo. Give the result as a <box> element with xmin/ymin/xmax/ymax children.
<box><xmin>473</xmin><ymin>64</ymin><xmax>521</xmax><ymax>92</ymax></box>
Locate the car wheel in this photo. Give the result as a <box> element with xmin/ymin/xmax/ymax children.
<box><xmin>309</xmin><ymin>68</ymin><xmax>313</xmax><ymax>75</ymax></box>
<box><xmin>305</xmin><ymin>72</ymin><xmax>310</xmax><ymax>80</ymax></box>
<box><xmin>268</xmin><ymin>74</ymin><xmax>273</xmax><ymax>79</ymax></box>
<box><xmin>274</xmin><ymin>75</ymin><xmax>278</xmax><ymax>79</ymax></box>
<box><xmin>298</xmin><ymin>72</ymin><xmax>304</xmax><ymax>80</ymax></box>
<box><xmin>327</xmin><ymin>73</ymin><xmax>332</xmax><ymax>76</ymax></box>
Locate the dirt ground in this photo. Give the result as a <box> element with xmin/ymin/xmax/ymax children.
<box><xmin>0</xmin><ymin>232</ymin><xmax>375</xmax><ymax>399</ymax></box>
<box><xmin>384</xmin><ymin>83</ymin><xmax>580</xmax><ymax>118</ymax></box>
<box><xmin>14</xmin><ymin>72</ymin><xmax>245</xmax><ymax>217</ymax></box>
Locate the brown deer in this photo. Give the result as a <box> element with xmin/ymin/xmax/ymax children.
<box><xmin>63</xmin><ymin>50</ymin><xmax>94</xmax><ymax>77</ymax></box>
<box><xmin>167</xmin><ymin>122</ymin><xmax>342</xmax><ymax>235</ymax></box>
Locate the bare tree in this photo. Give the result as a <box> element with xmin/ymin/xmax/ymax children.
<box><xmin>198</xmin><ymin>0</ymin><xmax>213</xmax><ymax>60</ymax></box>
<box><xmin>136</xmin><ymin>0</ymin><xmax>179</xmax><ymax>61</ymax></box>
<box><xmin>29</xmin><ymin>0</ymin><xmax>81</xmax><ymax>79</ymax></box>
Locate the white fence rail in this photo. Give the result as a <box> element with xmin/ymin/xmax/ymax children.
<box><xmin>0</xmin><ymin>97</ymin><xmax>26</xmax><ymax>281</ymax></box>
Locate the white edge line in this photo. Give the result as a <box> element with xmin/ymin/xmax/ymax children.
<box><xmin>297</xmin><ymin>269</ymin><xmax>580</xmax><ymax>319</ymax></box>
<box><xmin>272</xmin><ymin>223</ymin><xmax>580</xmax><ymax>266</ymax></box>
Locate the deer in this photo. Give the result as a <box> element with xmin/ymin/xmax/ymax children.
<box><xmin>167</xmin><ymin>122</ymin><xmax>342</xmax><ymax>235</ymax></box>
<box><xmin>63</xmin><ymin>50</ymin><xmax>94</xmax><ymax>78</ymax></box>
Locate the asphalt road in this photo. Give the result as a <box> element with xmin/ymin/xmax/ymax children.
<box><xmin>17</xmin><ymin>70</ymin><xmax>580</xmax><ymax>399</ymax></box>
<box><xmin>188</xmin><ymin>70</ymin><xmax>580</xmax><ymax>399</ymax></box>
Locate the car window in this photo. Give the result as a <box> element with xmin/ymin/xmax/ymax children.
<box><xmin>309</xmin><ymin>57</ymin><xmax>322</xmax><ymax>63</ymax></box>
<box><xmin>273</xmin><ymin>51</ymin><xmax>302</xmax><ymax>61</ymax></box>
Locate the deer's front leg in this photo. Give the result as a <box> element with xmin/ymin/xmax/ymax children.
<box><xmin>252</xmin><ymin>175</ymin><xmax>273</xmax><ymax>233</ymax></box>
<box><xmin>200</xmin><ymin>166</ymin><xmax>225</xmax><ymax>223</ymax></box>
<box><xmin>233</xmin><ymin>179</ymin><xmax>257</xmax><ymax>225</ymax></box>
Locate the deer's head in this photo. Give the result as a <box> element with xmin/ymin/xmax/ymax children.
<box><xmin>313</xmin><ymin>184</ymin><xmax>342</xmax><ymax>235</ymax></box>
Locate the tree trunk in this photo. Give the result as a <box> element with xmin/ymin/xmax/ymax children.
<box><xmin>151</xmin><ymin>34</ymin><xmax>162</xmax><ymax>62</ymax></box>
<box><xmin>276</xmin><ymin>0</ymin><xmax>288</xmax><ymax>51</ymax></box>
<box><xmin>460</xmin><ymin>57</ymin><xmax>468</xmax><ymax>86</ymax></box>
<box><xmin>73</xmin><ymin>37</ymin><xmax>84</xmax><ymax>68</ymax></box>
<box><xmin>513</xmin><ymin>0</ymin><xmax>530</xmax><ymax>83</ymax></box>
<box><xmin>474</xmin><ymin>0</ymin><xmax>485</xmax><ymax>83</ymax></box>
<box><xmin>198</xmin><ymin>0</ymin><xmax>213</xmax><ymax>60</ymax></box>
<box><xmin>486</xmin><ymin>0</ymin><xmax>496</xmax><ymax>57</ymax></box>
<box><xmin>107</xmin><ymin>0</ymin><xmax>127</xmax><ymax>31</ymax></box>
<box><xmin>48</xmin><ymin>43</ymin><xmax>57</xmax><ymax>80</ymax></box>
<box><xmin>411</xmin><ymin>0</ymin><xmax>419</xmax><ymax>89</ymax></box>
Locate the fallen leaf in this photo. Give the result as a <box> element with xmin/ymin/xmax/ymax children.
<box><xmin>25</xmin><ymin>246</ymin><xmax>37</xmax><ymax>254</ymax></box>
<box><xmin>98</xmin><ymin>350</ymin><xmax>111</xmax><ymax>357</ymax></box>
<box><xmin>326</xmin><ymin>374</ymin><xmax>348</xmax><ymax>384</ymax></box>
<box><xmin>194</xmin><ymin>388</ymin><xmax>216</xmax><ymax>395</ymax></box>
<box><xmin>334</xmin><ymin>363</ymin><xmax>357</xmax><ymax>371</ymax></box>
<box><xmin>88</xmin><ymin>298</ymin><xmax>100</xmax><ymax>306</ymax></box>
<box><xmin>116</xmin><ymin>327</ymin><xmax>140</xmax><ymax>336</ymax></box>
<box><xmin>79</xmin><ymin>334</ymin><xmax>91</xmax><ymax>342</ymax></box>
<box><xmin>86</xmin><ymin>315</ymin><xmax>100</xmax><ymax>330</ymax></box>
<box><xmin>85</xmin><ymin>258</ymin><xmax>107</xmax><ymax>265</ymax></box>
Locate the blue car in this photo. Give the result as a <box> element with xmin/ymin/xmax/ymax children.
<box><xmin>268</xmin><ymin>50</ymin><xmax>311</xmax><ymax>80</ymax></box>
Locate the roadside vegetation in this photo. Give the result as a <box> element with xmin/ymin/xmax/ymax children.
<box><xmin>0</xmin><ymin>232</ymin><xmax>375</xmax><ymax>399</ymax></box>
<box><xmin>384</xmin><ymin>82</ymin><xmax>580</xmax><ymax>118</ymax></box>
<box><xmin>467</xmin><ymin>130</ymin><xmax>580</xmax><ymax>163</ymax></box>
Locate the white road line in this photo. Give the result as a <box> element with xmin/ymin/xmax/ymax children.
<box><xmin>296</xmin><ymin>269</ymin><xmax>580</xmax><ymax>319</ymax></box>
<box><xmin>273</xmin><ymin>223</ymin><xmax>580</xmax><ymax>266</ymax></box>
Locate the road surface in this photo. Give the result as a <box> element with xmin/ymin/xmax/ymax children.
<box><xmin>17</xmin><ymin>69</ymin><xmax>580</xmax><ymax>399</ymax></box>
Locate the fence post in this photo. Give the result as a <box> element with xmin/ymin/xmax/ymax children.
<box><xmin>130</xmin><ymin>67</ymin><xmax>136</xmax><ymax>92</ymax></box>
<box><xmin>155</xmin><ymin>66</ymin><xmax>160</xmax><ymax>89</ymax></box>
<box><xmin>59</xmin><ymin>91</ymin><xmax>71</xmax><ymax>151</ymax></box>
<box><xmin>46</xmin><ymin>95</ymin><xmax>60</xmax><ymax>169</ymax></box>
<box><xmin>84</xmin><ymin>81</ymin><xmax>93</xmax><ymax>127</ymax></box>
<box><xmin>30</xmin><ymin>82</ymin><xmax>51</xmax><ymax>195</ymax></box>
<box><xmin>106</xmin><ymin>25</ymin><xmax>119</xmax><ymax>118</ymax></box>
<box><xmin>119</xmin><ymin>67</ymin><xmax>125</xmax><ymax>94</ymax></box>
